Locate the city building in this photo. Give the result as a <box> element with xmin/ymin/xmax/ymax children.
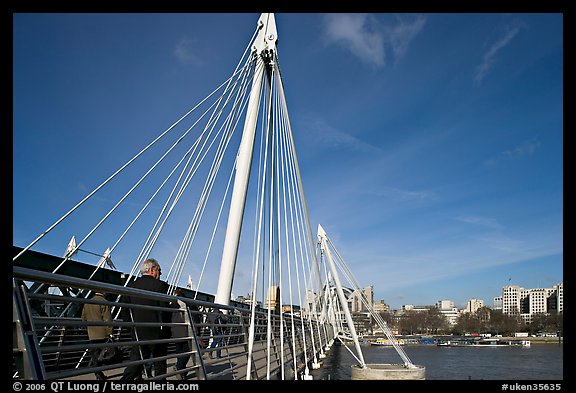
<box><xmin>501</xmin><ymin>282</ymin><xmax>563</xmax><ymax>323</ymax></box>
<box><xmin>550</xmin><ymin>282</ymin><xmax>563</xmax><ymax>313</ymax></box>
<box><xmin>436</xmin><ymin>300</ymin><xmax>460</xmax><ymax>325</ymax></box>
<box><xmin>372</xmin><ymin>299</ymin><xmax>390</xmax><ymax>313</ymax></box>
<box><xmin>493</xmin><ymin>296</ymin><xmax>503</xmax><ymax>311</ymax></box>
<box><xmin>464</xmin><ymin>298</ymin><xmax>485</xmax><ymax>314</ymax></box>
<box><xmin>347</xmin><ymin>286</ymin><xmax>373</xmax><ymax>313</ymax></box>
<box><xmin>265</xmin><ymin>285</ymin><xmax>281</xmax><ymax>313</ymax></box>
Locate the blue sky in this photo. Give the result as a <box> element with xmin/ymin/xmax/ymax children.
<box><xmin>13</xmin><ymin>13</ymin><xmax>563</xmax><ymax>310</ymax></box>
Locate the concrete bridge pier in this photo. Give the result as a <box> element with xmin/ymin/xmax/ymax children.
<box><xmin>351</xmin><ymin>364</ymin><xmax>426</xmax><ymax>380</ymax></box>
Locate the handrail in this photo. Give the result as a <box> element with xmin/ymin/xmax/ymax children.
<box><xmin>13</xmin><ymin>265</ymin><xmax>334</xmax><ymax>380</ymax></box>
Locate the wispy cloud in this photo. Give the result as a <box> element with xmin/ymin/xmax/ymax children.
<box><xmin>374</xmin><ymin>186</ymin><xmax>435</xmax><ymax>201</ymax></box>
<box><xmin>471</xmin><ymin>234</ymin><xmax>524</xmax><ymax>253</ymax></box>
<box><xmin>322</xmin><ymin>14</ymin><xmax>385</xmax><ymax>67</ymax></box>
<box><xmin>483</xmin><ymin>138</ymin><xmax>541</xmax><ymax>167</ymax></box>
<box><xmin>386</xmin><ymin>14</ymin><xmax>427</xmax><ymax>60</ymax></box>
<box><xmin>474</xmin><ymin>21</ymin><xmax>523</xmax><ymax>86</ymax></box>
<box><xmin>173</xmin><ymin>37</ymin><xmax>203</xmax><ymax>66</ymax></box>
<box><xmin>349</xmin><ymin>235</ymin><xmax>561</xmax><ymax>294</ymax></box>
<box><xmin>456</xmin><ymin>215</ymin><xmax>503</xmax><ymax>229</ymax></box>
<box><xmin>322</xmin><ymin>14</ymin><xmax>426</xmax><ymax>67</ymax></box>
<box><xmin>304</xmin><ymin>116</ymin><xmax>384</xmax><ymax>154</ymax></box>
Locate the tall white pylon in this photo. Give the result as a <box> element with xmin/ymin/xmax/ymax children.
<box><xmin>215</xmin><ymin>13</ymin><xmax>278</xmax><ymax>307</ymax></box>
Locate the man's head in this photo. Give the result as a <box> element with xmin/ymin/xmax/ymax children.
<box><xmin>141</xmin><ymin>258</ymin><xmax>162</xmax><ymax>279</ymax></box>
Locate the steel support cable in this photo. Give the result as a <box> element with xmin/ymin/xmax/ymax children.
<box><xmin>275</xmin><ymin>67</ymin><xmax>322</xmax><ymax>307</ymax></box>
<box><xmin>43</xmin><ymin>59</ymin><xmax>254</xmax><ymax>292</ymax></box>
<box><xmin>320</xmin><ymin>249</ymin><xmax>332</xmax><ymax>325</ymax></box>
<box><xmin>275</xmin><ymin>84</ymin><xmax>298</xmax><ymax>379</ymax></box>
<box><xmin>318</xmin><ymin>244</ymin><xmax>331</xmax><ymax>327</ymax></box>
<box><xmin>325</xmin><ymin>236</ymin><xmax>414</xmax><ymax>367</ymax></box>
<box><xmin>271</xmin><ymin>78</ymin><xmax>287</xmax><ymax>380</ymax></box>
<box><xmin>191</xmin><ymin>62</ymin><xmax>258</xmax><ymax>298</ymax></box>
<box><xmin>275</xmin><ymin>81</ymin><xmax>303</xmax><ymax>379</ymax></box>
<box><xmin>175</xmin><ymin>83</ymin><xmax>252</xmax><ymax>295</ymax></box>
<box><xmin>167</xmin><ymin>56</ymin><xmax>256</xmax><ymax>284</ymax></box>
<box><xmin>316</xmin><ymin>245</ymin><xmax>329</xmax><ymax>337</ymax></box>
<box><xmin>327</xmin><ymin>239</ymin><xmax>408</xmax><ymax>360</ymax></box>
<box><xmin>141</xmin><ymin>59</ymin><xmax>255</xmax><ymax>285</ymax></box>
<box><xmin>322</xmin><ymin>253</ymin><xmax>343</xmax><ymax>337</ymax></box>
<box><xmin>275</xmin><ymin>65</ymin><xmax>324</xmax><ymax>364</ymax></box>
<box><xmin>169</xmin><ymin>88</ymin><xmax>250</xmax><ymax>295</ymax></box>
<box><xmin>166</xmin><ymin>121</ymin><xmax>236</xmax><ymax>293</ymax></box>
<box><xmin>280</xmin><ymin>115</ymin><xmax>315</xmax><ymax>377</ymax></box>
<box><xmin>128</xmin><ymin>42</ymin><xmax>257</xmax><ymax>280</ymax></box>
<box><xmin>256</xmin><ymin>75</ymin><xmax>270</xmax><ymax>318</ymax></box>
<box><xmin>273</xmin><ymin>67</ymin><xmax>310</xmax><ymax>377</ymax></box>
<box><xmin>280</xmin><ymin>108</ymin><xmax>320</xmax><ymax>366</ymax></box>
<box><xmin>23</xmin><ymin>31</ymin><xmax>258</xmax><ymax>299</ymax></box>
<box><xmin>62</xmin><ymin>130</ymin><xmax>207</xmax><ymax>319</ymax></box>
<box><xmin>264</xmin><ymin>65</ymin><xmax>276</xmax><ymax>380</ymax></box>
<box><xmin>331</xmin><ymin>287</ymin><xmax>344</xmax><ymax>337</ymax></box>
<box><xmin>276</xmin><ymin>68</ymin><xmax>316</xmax><ymax>375</ymax></box>
<box><xmin>276</xmin><ymin>86</ymin><xmax>309</xmax><ymax>376</ymax></box>
<box><xmin>245</xmin><ymin>65</ymin><xmax>272</xmax><ymax>380</ymax></box>
<box><xmin>246</xmin><ymin>72</ymin><xmax>272</xmax><ymax>380</ymax></box>
<box><xmin>194</xmin><ymin>157</ymin><xmax>235</xmax><ymax>299</ymax></box>
<box><xmin>248</xmin><ymin>65</ymin><xmax>269</xmax><ymax>312</ymax></box>
<box><xmin>13</xmin><ymin>60</ymin><xmax>253</xmax><ymax>265</ymax></box>
<box><xmin>166</xmin><ymin>61</ymin><xmax>257</xmax><ymax>293</ymax></box>
<box><xmin>110</xmin><ymin>66</ymin><xmax>257</xmax><ymax>319</ymax></box>
<box><xmin>257</xmin><ymin>78</ymin><xmax>271</xmax><ymax>313</ymax></box>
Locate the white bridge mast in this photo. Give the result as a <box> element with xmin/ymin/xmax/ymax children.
<box><xmin>318</xmin><ymin>224</ymin><xmax>366</xmax><ymax>368</ymax></box>
<box><xmin>215</xmin><ymin>13</ymin><xmax>278</xmax><ymax>306</ymax></box>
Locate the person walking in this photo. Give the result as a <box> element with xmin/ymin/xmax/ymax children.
<box><xmin>120</xmin><ymin>258</ymin><xmax>170</xmax><ymax>380</ymax></box>
<box><xmin>171</xmin><ymin>288</ymin><xmax>193</xmax><ymax>379</ymax></box>
<box><xmin>81</xmin><ymin>291</ymin><xmax>113</xmax><ymax>380</ymax></box>
<box><xmin>207</xmin><ymin>309</ymin><xmax>226</xmax><ymax>359</ymax></box>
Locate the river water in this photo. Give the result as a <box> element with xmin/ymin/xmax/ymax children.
<box><xmin>309</xmin><ymin>342</ymin><xmax>563</xmax><ymax>380</ymax></box>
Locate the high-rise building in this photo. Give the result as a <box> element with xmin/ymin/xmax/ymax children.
<box><xmin>348</xmin><ymin>286</ymin><xmax>373</xmax><ymax>312</ymax></box>
<box><xmin>493</xmin><ymin>296</ymin><xmax>503</xmax><ymax>311</ymax></box>
<box><xmin>501</xmin><ymin>283</ymin><xmax>563</xmax><ymax>319</ymax></box>
<box><xmin>465</xmin><ymin>298</ymin><xmax>485</xmax><ymax>313</ymax></box>
<box><xmin>549</xmin><ymin>283</ymin><xmax>563</xmax><ymax>313</ymax></box>
<box><xmin>502</xmin><ymin>285</ymin><xmax>523</xmax><ymax>316</ymax></box>
<box><xmin>436</xmin><ymin>300</ymin><xmax>454</xmax><ymax>310</ymax></box>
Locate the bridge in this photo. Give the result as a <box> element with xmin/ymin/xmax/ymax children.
<box><xmin>13</xmin><ymin>13</ymin><xmax>418</xmax><ymax>381</ymax></box>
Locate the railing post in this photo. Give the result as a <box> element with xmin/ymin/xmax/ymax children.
<box><xmin>13</xmin><ymin>280</ymin><xmax>46</xmax><ymax>380</ymax></box>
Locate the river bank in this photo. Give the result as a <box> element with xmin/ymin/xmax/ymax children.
<box><xmin>360</xmin><ymin>334</ymin><xmax>563</xmax><ymax>346</ymax></box>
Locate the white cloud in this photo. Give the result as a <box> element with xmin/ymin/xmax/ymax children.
<box><xmin>304</xmin><ymin>116</ymin><xmax>384</xmax><ymax>154</ymax></box>
<box><xmin>474</xmin><ymin>21</ymin><xmax>523</xmax><ymax>86</ymax></box>
<box><xmin>374</xmin><ymin>186</ymin><xmax>435</xmax><ymax>201</ymax></box>
<box><xmin>323</xmin><ymin>13</ymin><xmax>385</xmax><ymax>67</ymax></box>
<box><xmin>456</xmin><ymin>215</ymin><xmax>503</xmax><ymax>229</ymax></box>
<box><xmin>173</xmin><ymin>37</ymin><xmax>203</xmax><ymax>66</ymax></box>
<box><xmin>348</xmin><ymin>235</ymin><xmax>561</xmax><ymax>294</ymax></box>
<box><xmin>322</xmin><ymin>13</ymin><xmax>426</xmax><ymax>68</ymax></box>
<box><xmin>386</xmin><ymin>14</ymin><xmax>426</xmax><ymax>60</ymax></box>
<box><xmin>483</xmin><ymin>138</ymin><xmax>541</xmax><ymax>167</ymax></box>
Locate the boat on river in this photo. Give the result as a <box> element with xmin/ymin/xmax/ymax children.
<box><xmin>473</xmin><ymin>338</ymin><xmax>531</xmax><ymax>347</ymax></box>
<box><xmin>371</xmin><ymin>338</ymin><xmax>406</xmax><ymax>346</ymax></box>
<box><xmin>437</xmin><ymin>338</ymin><xmax>530</xmax><ymax>347</ymax></box>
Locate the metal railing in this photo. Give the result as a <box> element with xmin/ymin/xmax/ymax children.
<box><xmin>13</xmin><ymin>265</ymin><xmax>334</xmax><ymax>380</ymax></box>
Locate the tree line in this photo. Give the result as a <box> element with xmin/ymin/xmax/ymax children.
<box><xmin>373</xmin><ymin>307</ymin><xmax>563</xmax><ymax>336</ymax></box>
